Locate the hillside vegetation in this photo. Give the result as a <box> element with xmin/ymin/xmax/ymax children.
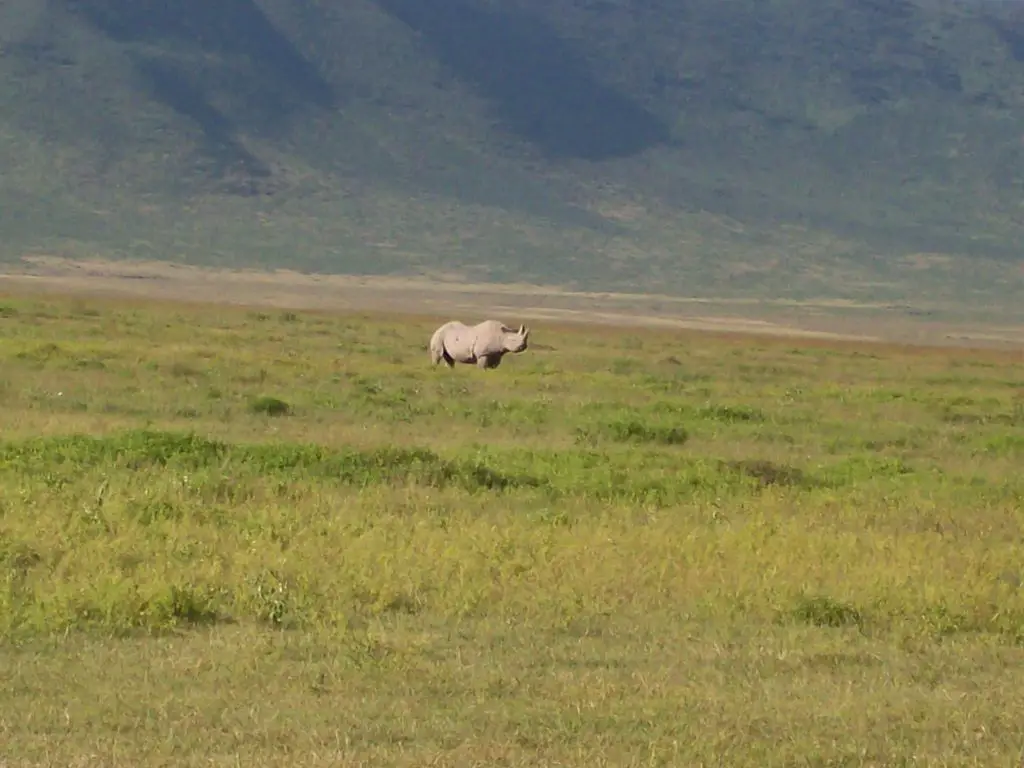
<box><xmin>1</xmin><ymin>293</ymin><xmax>1022</xmax><ymax>764</ymax></box>
<box><xmin>1</xmin><ymin>0</ymin><xmax>1023</xmax><ymax>307</ymax></box>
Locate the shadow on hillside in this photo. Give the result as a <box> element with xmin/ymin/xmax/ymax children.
<box><xmin>64</xmin><ymin>0</ymin><xmax>333</xmax><ymax>141</ymax></box>
<box><xmin>132</xmin><ymin>57</ymin><xmax>270</xmax><ymax>179</ymax></box>
<box><xmin>376</xmin><ymin>0</ymin><xmax>670</xmax><ymax>161</ymax></box>
<box><xmin>995</xmin><ymin>21</ymin><xmax>1024</xmax><ymax>62</ymax></box>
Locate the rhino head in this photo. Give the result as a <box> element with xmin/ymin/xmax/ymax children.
<box><xmin>504</xmin><ymin>324</ymin><xmax>530</xmax><ymax>353</ymax></box>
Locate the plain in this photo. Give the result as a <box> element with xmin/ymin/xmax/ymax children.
<box><xmin>1</xmin><ymin>292</ymin><xmax>1023</xmax><ymax>767</ymax></box>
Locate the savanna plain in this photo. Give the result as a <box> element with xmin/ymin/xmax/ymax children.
<box><xmin>1</xmin><ymin>292</ymin><xmax>1023</xmax><ymax>767</ymax></box>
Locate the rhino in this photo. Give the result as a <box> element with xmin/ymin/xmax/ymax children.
<box><xmin>429</xmin><ymin>319</ymin><xmax>531</xmax><ymax>369</ymax></box>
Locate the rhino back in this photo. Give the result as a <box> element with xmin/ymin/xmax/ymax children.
<box><xmin>472</xmin><ymin>320</ymin><xmax>510</xmax><ymax>357</ymax></box>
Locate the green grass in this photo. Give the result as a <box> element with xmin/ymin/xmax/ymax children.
<box><xmin>1</xmin><ymin>293</ymin><xmax>1024</xmax><ymax>765</ymax></box>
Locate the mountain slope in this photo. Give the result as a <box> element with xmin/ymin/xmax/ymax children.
<box><xmin>0</xmin><ymin>0</ymin><xmax>1022</xmax><ymax>308</ymax></box>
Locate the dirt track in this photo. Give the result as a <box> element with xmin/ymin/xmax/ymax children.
<box><xmin>1</xmin><ymin>256</ymin><xmax>1022</xmax><ymax>351</ymax></box>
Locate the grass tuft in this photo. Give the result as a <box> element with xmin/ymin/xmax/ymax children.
<box><xmin>791</xmin><ymin>594</ymin><xmax>864</xmax><ymax>630</ymax></box>
<box><xmin>577</xmin><ymin>418</ymin><xmax>689</xmax><ymax>446</ymax></box>
<box><xmin>249</xmin><ymin>395</ymin><xmax>292</xmax><ymax>416</ymax></box>
<box><xmin>722</xmin><ymin>459</ymin><xmax>810</xmax><ymax>488</ymax></box>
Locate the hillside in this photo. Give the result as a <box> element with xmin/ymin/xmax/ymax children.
<box><xmin>1</xmin><ymin>0</ymin><xmax>1023</xmax><ymax>310</ymax></box>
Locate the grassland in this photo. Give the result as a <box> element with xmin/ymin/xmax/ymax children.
<box><xmin>1</xmin><ymin>291</ymin><xmax>1023</xmax><ymax>766</ymax></box>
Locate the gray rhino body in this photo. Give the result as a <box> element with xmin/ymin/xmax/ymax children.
<box><xmin>429</xmin><ymin>320</ymin><xmax>530</xmax><ymax>369</ymax></box>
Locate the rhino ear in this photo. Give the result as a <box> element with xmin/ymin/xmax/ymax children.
<box><xmin>522</xmin><ymin>325</ymin><xmax>530</xmax><ymax>339</ymax></box>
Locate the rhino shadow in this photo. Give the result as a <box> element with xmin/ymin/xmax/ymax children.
<box><xmin>375</xmin><ymin>0</ymin><xmax>670</xmax><ymax>161</ymax></box>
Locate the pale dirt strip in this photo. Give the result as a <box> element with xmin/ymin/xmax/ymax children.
<box><xmin>1</xmin><ymin>256</ymin><xmax>1022</xmax><ymax>351</ymax></box>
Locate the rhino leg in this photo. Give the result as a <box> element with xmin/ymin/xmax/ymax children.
<box><xmin>431</xmin><ymin>349</ymin><xmax>454</xmax><ymax>367</ymax></box>
<box><xmin>477</xmin><ymin>353</ymin><xmax>502</xmax><ymax>369</ymax></box>
<box><xmin>430</xmin><ymin>333</ymin><xmax>456</xmax><ymax>367</ymax></box>
<box><xmin>429</xmin><ymin>330</ymin><xmax>445</xmax><ymax>365</ymax></box>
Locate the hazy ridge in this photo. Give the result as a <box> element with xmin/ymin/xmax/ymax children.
<box><xmin>1</xmin><ymin>0</ymin><xmax>1022</xmax><ymax>309</ymax></box>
